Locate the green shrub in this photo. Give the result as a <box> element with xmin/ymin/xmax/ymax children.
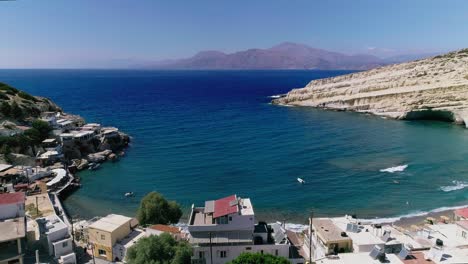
<box><xmin>126</xmin><ymin>233</ymin><xmax>191</xmax><ymax>264</ymax></box>
<box><xmin>0</xmin><ymin>93</ymin><xmax>9</xmax><ymax>100</ymax></box>
<box><xmin>0</xmin><ymin>83</ymin><xmax>18</xmax><ymax>94</ymax></box>
<box><xmin>0</xmin><ymin>102</ymin><xmax>11</xmax><ymax>117</ymax></box>
<box><xmin>18</xmin><ymin>91</ymin><xmax>37</xmax><ymax>102</ymax></box>
<box><xmin>137</xmin><ymin>192</ymin><xmax>183</xmax><ymax>226</ymax></box>
<box><xmin>10</xmin><ymin>102</ymin><xmax>23</xmax><ymax>119</ymax></box>
<box><xmin>228</xmin><ymin>253</ymin><xmax>291</xmax><ymax>264</ymax></box>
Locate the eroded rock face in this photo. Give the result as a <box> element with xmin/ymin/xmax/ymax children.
<box><xmin>273</xmin><ymin>49</ymin><xmax>468</xmax><ymax>127</ymax></box>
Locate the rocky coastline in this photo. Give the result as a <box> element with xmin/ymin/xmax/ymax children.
<box><xmin>273</xmin><ymin>49</ymin><xmax>468</xmax><ymax>128</ymax></box>
<box><xmin>0</xmin><ymin>83</ymin><xmax>129</xmax><ymax>194</ymax></box>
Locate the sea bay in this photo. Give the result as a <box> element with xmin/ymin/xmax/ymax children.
<box><xmin>1</xmin><ymin>69</ymin><xmax>467</xmax><ymax>223</ymax></box>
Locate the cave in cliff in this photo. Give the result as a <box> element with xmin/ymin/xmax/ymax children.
<box><xmin>404</xmin><ymin>110</ymin><xmax>457</xmax><ymax>123</ymax></box>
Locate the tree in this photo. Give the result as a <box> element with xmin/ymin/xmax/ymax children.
<box><xmin>31</xmin><ymin>119</ymin><xmax>52</xmax><ymax>140</ymax></box>
<box><xmin>24</xmin><ymin>127</ymin><xmax>42</xmax><ymax>146</ymax></box>
<box><xmin>10</xmin><ymin>101</ymin><xmax>23</xmax><ymax>119</ymax></box>
<box><xmin>126</xmin><ymin>233</ymin><xmax>191</xmax><ymax>264</ymax></box>
<box><xmin>137</xmin><ymin>192</ymin><xmax>182</xmax><ymax>226</ymax></box>
<box><xmin>228</xmin><ymin>253</ymin><xmax>291</xmax><ymax>264</ymax></box>
<box><xmin>24</xmin><ymin>119</ymin><xmax>52</xmax><ymax>146</ymax></box>
<box><xmin>171</xmin><ymin>242</ymin><xmax>192</xmax><ymax>264</ymax></box>
<box><xmin>0</xmin><ymin>102</ymin><xmax>11</xmax><ymax>117</ymax></box>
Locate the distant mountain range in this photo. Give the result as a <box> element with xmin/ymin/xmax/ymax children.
<box><xmin>145</xmin><ymin>42</ymin><xmax>439</xmax><ymax>70</ymax></box>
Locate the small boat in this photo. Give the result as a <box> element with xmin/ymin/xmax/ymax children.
<box><xmin>297</xmin><ymin>178</ymin><xmax>305</xmax><ymax>184</ymax></box>
<box><xmin>125</xmin><ymin>192</ymin><xmax>134</xmax><ymax>197</ymax></box>
<box><xmin>89</xmin><ymin>163</ymin><xmax>100</xmax><ymax>170</ymax></box>
<box><xmin>393</xmin><ymin>180</ymin><xmax>400</xmax><ymax>184</ymax></box>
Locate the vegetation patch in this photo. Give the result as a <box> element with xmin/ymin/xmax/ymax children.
<box><xmin>137</xmin><ymin>192</ymin><xmax>183</xmax><ymax>226</ymax></box>
<box><xmin>26</xmin><ymin>203</ymin><xmax>43</xmax><ymax>219</ymax></box>
<box><xmin>18</xmin><ymin>91</ymin><xmax>38</xmax><ymax>102</ymax></box>
<box><xmin>0</xmin><ymin>82</ymin><xmax>19</xmax><ymax>94</ymax></box>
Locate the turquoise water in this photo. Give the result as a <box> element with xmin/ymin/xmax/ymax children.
<box><xmin>1</xmin><ymin>70</ymin><xmax>467</xmax><ymax>223</ymax></box>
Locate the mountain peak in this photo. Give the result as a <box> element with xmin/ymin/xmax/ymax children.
<box><xmin>193</xmin><ymin>50</ymin><xmax>226</xmax><ymax>58</ymax></box>
<box><xmin>148</xmin><ymin>42</ymin><xmax>388</xmax><ymax>70</ymax></box>
<box><xmin>270</xmin><ymin>42</ymin><xmax>314</xmax><ymax>51</ymax></box>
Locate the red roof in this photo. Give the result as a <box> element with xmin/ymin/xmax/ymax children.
<box><xmin>455</xmin><ymin>208</ymin><xmax>468</xmax><ymax>218</ymax></box>
<box><xmin>0</xmin><ymin>192</ymin><xmax>25</xmax><ymax>205</ymax></box>
<box><xmin>149</xmin><ymin>224</ymin><xmax>180</xmax><ymax>234</ymax></box>
<box><xmin>213</xmin><ymin>194</ymin><xmax>238</xmax><ymax>218</ymax></box>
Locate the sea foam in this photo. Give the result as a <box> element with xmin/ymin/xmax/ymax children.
<box><xmin>440</xmin><ymin>181</ymin><xmax>468</xmax><ymax>192</ymax></box>
<box><xmin>269</xmin><ymin>95</ymin><xmax>282</xmax><ymax>99</ymax></box>
<box><xmin>380</xmin><ymin>164</ymin><xmax>408</xmax><ymax>173</ymax></box>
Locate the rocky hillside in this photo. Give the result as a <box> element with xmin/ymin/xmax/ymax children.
<box><xmin>273</xmin><ymin>49</ymin><xmax>468</xmax><ymax>127</ymax></box>
<box><xmin>0</xmin><ymin>82</ymin><xmax>62</xmax><ymax>121</ymax></box>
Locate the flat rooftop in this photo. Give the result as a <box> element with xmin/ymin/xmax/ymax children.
<box><xmin>0</xmin><ymin>164</ymin><xmax>13</xmax><ymax>172</ymax></box>
<box><xmin>117</xmin><ymin>229</ymin><xmax>146</xmax><ymax>249</ymax></box>
<box><xmin>89</xmin><ymin>214</ymin><xmax>132</xmax><ymax>233</ymax></box>
<box><xmin>422</xmin><ymin>223</ymin><xmax>468</xmax><ymax>249</ymax></box>
<box><xmin>38</xmin><ymin>214</ymin><xmax>68</xmax><ymax>235</ymax></box>
<box><xmin>0</xmin><ymin>217</ymin><xmax>26</xmax><ymax>242</ymax></box>
<box><xmin>26</xmin><ymin>193</ymin><xmax>55</xmax><ymax>218</ymax></box>
<box><xmin>313</xmin><ymin>218</ymin><xmax>352</xmax><ymax>243</ymax></box>
<box><xmin>190</xmin><ymin>195</ymin><xmax>254</xmax><ymax>226</ymax></box>
<box><xmin>316</xmin><ymin>252</ymin><xmax>404</xmax><ymax>264</ymax></box>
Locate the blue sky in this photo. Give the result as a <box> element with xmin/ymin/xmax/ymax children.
<box><xmin>1</xmin><ymin>0</ymin><xmax>468</xmax><ymax>68</ymax></box>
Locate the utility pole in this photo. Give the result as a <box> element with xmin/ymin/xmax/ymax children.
<box><xmin>35</xmin><ymin>249</ymin><xmax>40</xmax><ymax>264</ymax></box>
<box><xmin>90</xmin><ymin>243</ymin><xmax>96</xmax><ymax>264</ymax></box>
<box><xmin>209</xmin><ymin>232</ymin><xmax>213</xmax><ymax>264</ymax></box>
<box><xmin>35</xmin><ymin>196</ymin><xmax>39</xmax><ymax>215</ymax></box>
<box><xmin>309</xmin><ymin>210</ymin><xmax>313</xmax><ymax>264</ymax></box>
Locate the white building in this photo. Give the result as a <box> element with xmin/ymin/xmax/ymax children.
<box><xmin>146</xmin><ymin>224</ymin><xmax>184</xmax><ymax>240</ymax></box>
<box><xmin>56</xmin><ymin>119</ymin><xmax>75</xmax><ymax>131</ymax></box>
<box><xmin>16</xmin><ymin>166</ymin><xmax>53</xmax><ymax>182</ymax></box>
<box><xmin>112</xmin><ymin>229</ymin><xmax>146</xmax><ymax>262</ymax></box>
<box><xmin>315</xmin><ymin>251</ymin><xmax>405</xmax><ymax>264</ymax></box>
<box><xmin>41</xmin><ymin>112</ymin><xmax>58</xmax><ymax>128</ymax></box>
<box><xmin>37</xmin><ymin>214</ymin><xmax>74</xmax><ymax>260</ymax></box>
<box><xmin>0</xmin><ymin>192</ymin><xmax>27</xmax><ymax>264</ymax></box>
<box><xmin>0</xmin><ymin>192</ymin><xmax>25</xmax><ymax>220</ymax></box>
<box><xmin>101</xmin><ymin>127</ymin><xmax>119</xmax><ymax>139</ymax></box>
<box><xmin>188</xmin><ymin>194</ymin><xmax>303</xmax><ymax>264</ymax></box>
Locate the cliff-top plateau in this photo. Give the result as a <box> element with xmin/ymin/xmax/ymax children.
<box><xmin>273</xmin><ymin>49</ymin><xmax>468</xmax><ymax>127</ymax></box>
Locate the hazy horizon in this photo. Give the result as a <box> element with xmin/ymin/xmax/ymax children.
<box><xmin>1</xmin><ymin>0</ymin><xmax>467</xmax><ymax>68</ymax></box>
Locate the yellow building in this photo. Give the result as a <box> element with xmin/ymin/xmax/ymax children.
<box><xmin>88</xmin><ymin>214</ymin><xmax>133</xmax><ymax>261</ymax></box>
<box><xmin>312</xmin><ymin>218</ymin><xmax>353</xmax><ymax>255</ymax></box>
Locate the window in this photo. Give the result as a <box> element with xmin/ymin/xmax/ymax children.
<box><xmin>98</xmin><ymin>249</ymin><xmax>106</xmax><ymax>256</ymax></box>
<box><xmin>220</xmin><ymin>251</ymin><xmax>227</xmax><ymax>258</ymax></box>
<box><xmin>463</xmin><ymin>231</ymin><xmax>467</xmax><ymax>239</ymax></box>
<box><xmin>229</xmin><ymin>216</ymin><xmax>232</xmax><ymax>221</ymax></box>
<box><xmin>101</xmin><ymin>234</ymin><xmax>105</xmax><ymax>240</ymax></box>
<box><xmin>275</xmin><ymin>249</ymin><xmax>279</xmax><ymax>256</ymax></box>
<box><xmin>216</xmin><ymin>216</ymin><xmax>228</xmax><ymax>224</ymax></box>
<box><xmin>260</xmin><ymin>250</ymin><xmax>264</xmax><ymax>255</ymax></box>
<box><xmin>245</xmin><ymin>247</ymin><xmax>252</xmax><ymax>250</ymax></box>
<box><xmin>199</xmin><ymin>251</ymin><xmax>205</xmax><ymax>259</ymax></box>
<box><xmin>62</xmin><ymin>241</ymin><xmax>68</xmax><ymax>248</ymax></box>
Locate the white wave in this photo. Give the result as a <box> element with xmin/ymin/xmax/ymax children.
<box><xmin>362</xmin><ymin>204</ymin><xmax>468</xmax><ymax>224</ymax></box>
<box><xmin>269</xmin><ymin>94</ymin><xmax>283</xmax><ymax>99</ymax></box>
<box><xmin>440</xmin><ymin>181</ymin><xmax>468</xmax><ymax>192</ymax></box>
<box><xmin>380</xmin><ymin>164</ymin><xmax>408</xmax><ymax>173</ymax></box>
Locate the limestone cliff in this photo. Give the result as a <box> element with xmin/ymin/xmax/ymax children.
<box><xmin>273</xmin><ymin>49</ymin><xmax>468</xmax><ymax>127</ymax></box>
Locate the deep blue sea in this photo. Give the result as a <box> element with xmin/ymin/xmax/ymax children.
<box><xmin>1</xmin><ymin>70</ymin><xmax>467</xmax><ymax>223</ymax></box>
